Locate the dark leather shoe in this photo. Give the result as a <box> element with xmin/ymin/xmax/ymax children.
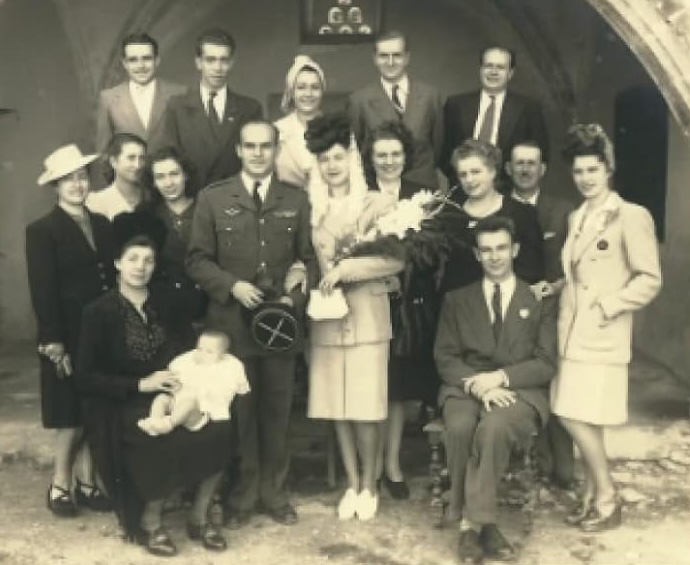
<box><xmin>135</xmin><ymin>527</ymin><xmax>177</xmax><ymax>557</ymax></box>
<box><xmin>457</xmin><ymin>529</ymin><xmax>484</xmax><ymax>564</ymax></box>
<box><xmin>580</xmin><ymin>500</ymin><xmax>622</xmax><ymax>532</ymax></box>
<box><xmin>565</xmin><ymin>500</ymin><xmax>595</xmax><ymax>526</ymax></box>
<box><xmin>224</xmin><ymin>509</ymin><xmax>253</xmax><ymax>530</ymax></box>
<box><xmin>74</xmin><ymin>480</ymin><xmax>113</xmax><ymax>512</ymax></box>
<box><xmin>47</xmin><ymin>485</ymin><xmax>78</xmax><ymax>518</ymax></box>
<box><xmin>187</xmin><ymin>522</ymin><xmax>227</xmax><ymax>551</ymax></box>
<box><xmin>266</xmin><ymin>504</ymin><xmax>298</xmax><ymax>525</ymax></box>
<box><xmin>480</xmin><ymin>524</ymin><xmax>516</xmax><ymax>561</ymax></box>
<box><xmin>382</xmin><ymin>476</ymin><xmax>410</xmax><ymax>500</ymax></box>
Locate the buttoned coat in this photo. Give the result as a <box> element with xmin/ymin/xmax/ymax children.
<box><xmin>558</xmin><ymin>192</ymin><xmax>661</xmax><ymax>364</ymax></box>
<box><xmin>185</xmin><ymin>175</ymin><xmax>317</xmax><ymax>357</ymax></box>
<box><xmin>441</xmin><ymin>90</ymin><xmax>549</xmax><ymax>180</ymax></box>
<box><xmin>95</xmin><ymin>79</ymin><xmax>187</xmax><ymax>152</ymax></box>
<box><xmin>435</xmin><ymin>280</ymin><xmax>558</xmax><ymax>426</ymax></box>
<box><xmin>26</xmin><ymin>206</ymin><xmax>116</xmax><ymax>353</ymax></box>
<box><xmin>163</xmin><ymin>87</ymin><xmax>262</xmax><ymax>191</ymax></box>
<box><xmin>349</xmin><ymin>80</ymin><xmax>444</xmax><ymax>188</ymax></box>
<box><xmin>534</xmin><ymin>192</ymin><xmax>575</xmax><ymax>283</ymax></box>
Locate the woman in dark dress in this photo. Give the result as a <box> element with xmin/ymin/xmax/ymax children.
<box><xmin>362</xmin><ymin>121</ymin><xmax>440</xmax><ymax>500</ymax></box>
<box><xmin>143</xmin><ymin>146</ymin><xmax>207</xmax><ymax>322</ymax></box>
<box><xmin>76</xmin><ymin>212</ymin><xmax>232</xmax><ymax>557</ymax></box>
<box><xmin>26</xmin><ymin>144</ymin><xmax>116</xmax><ymax>517</ymax></box>
<box><xmin>439</xmin><ymin>139</ymin><xmax>545</xmax><ymax>294</ymax></box>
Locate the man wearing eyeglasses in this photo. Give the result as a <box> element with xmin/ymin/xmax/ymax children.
<box><xmin>441</xmin><ymin>45</ymin><xmax>548</xmax><ymax>185</ymax></box>
<box><xmin>95</xmin><ymin>33</ymin><xmax>186</xmax><ymax>155</ymax></box>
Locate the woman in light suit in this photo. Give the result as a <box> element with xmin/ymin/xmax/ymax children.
<box><xmin>551</xmin><ymin>124</ymin><xmax>661</xmax><ymax>532</ymax></box>
<box><xmin>305</xmin><ymin>113</ymin><xmax>403</xmax><ymax>521</ymax></box>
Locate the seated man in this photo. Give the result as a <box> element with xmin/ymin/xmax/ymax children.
<box><xmin>434</xmin><ymin>216</ymin><xmax>557</xmax><ymax>563</ymax></box>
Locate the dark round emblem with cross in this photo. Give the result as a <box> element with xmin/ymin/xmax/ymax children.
<box><xmin>249</xmin><ymin>302</ymin><xmax>299</xmax><ymax>353</ymax></box>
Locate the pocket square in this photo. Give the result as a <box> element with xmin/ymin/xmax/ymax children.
<box><xmin>519</xmin><ymin>308</ymin><xmax>530</xmax><ymax>319</ymax></box>
<box><xmin>544</xmin><ymin>232</ymin><xmax>556</xmax><ymax>240</ymax></box>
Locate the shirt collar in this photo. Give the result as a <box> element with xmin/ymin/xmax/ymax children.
<box><xmin>200</xmin><ymin>83</ymin><xmax>227</xmax><ymax>103</ymax></box>
<box><xmin>241</xmin><ymin>172</ymin><xmax>273</xmax><ymax>198</ymax></box>
<box><xmin>482</xmin><ymin>274</ymin><xmax>517</xmax><ymax>302</ymax></box>
<box><xmin>480</xmin><ymin>89</ymin><xmax>506</xmax><ymax>105</ymax></box>
<box><xmin>129</xmin><ymin>80</ymin><xmax>156</xmax><ymax>94</ymax></box>
<box><xmin>381</xmin><ymin>75</ymin><xmax>409</xmax><ymax>97</ymax></box>
<box><xmin>511</xmin><ymin>189</ymin><xmax>540</xmax><ymax>206</ymax></box>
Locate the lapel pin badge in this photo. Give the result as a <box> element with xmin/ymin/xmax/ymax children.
<box><xmin>468</xmin><ymin>220</ymin><xmax>478</xmax><ymax>229</ymax></box>
<box><xmin>597</xmin><ymin>239</ymin><xmax>609</xmax><ymax>250</ymax></box>
<box><xmin>519</xmin><ymin>308</ymin><xmax>530</xmax><ymax>319</ymax></box>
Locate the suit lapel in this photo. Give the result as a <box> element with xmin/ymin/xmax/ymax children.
<box><xmin>261</xmin><ymin>178</ymin><xmax>285</xmax><ymax>214</ymax></box>
<box><xmin>53</xmin><ymin>207</ymin><xmax>97</xmax><ymax>256</ymax></box>
<box><xmin>185</xmin><ymin>89</ymin><xmax>219</xmax><ymax>155</ymax></box>
<box><xmin>569</xmin><ymin>193</ymin><xmax>622</xmax><ymax>265</ymax></box>
<box><xmin>497</xmin><ymin>281</ymin><xmax>535</xmax><ymax>350</ymax></box>
<box><xmin>463</xmin><ymin>92</ymin><xmax>481</xmax><ymax>137</ymax></box>
<box><xmin>216</xmin><ymin>88</ymin><xmax>240</xmax><ymax>148</ymax></box>
<box><xmin>369</xmin><ymin>83</ymin><xmax>399</xmax><ymax>120</ymax></box>
<box><xmin>402</xmin><ymin>81</ymin><xmax>421</xmax><ymax>122</ymax></box>
<box><xmin>114</xmin><ymin>84</ymin><xmax>146</xmax><ymax>134</ymax></box>
<box><xmin>147</xmin><ymin>80</ymin><xmax>166</xmax><ymax>135</ymax></box>
<box><xmin>225</xmin><ymin>176</ymin><xmax>256</xmax><ymax>212</ymax></box>
<box><xmin>497</xmin><ymin>92</ymin><xmax>521</xmax><ymax>146</ymax></box>
<box><xmin>464</xmin><ymin>283</ymin><xmax>496</xmax><ymax>349</ymax></box>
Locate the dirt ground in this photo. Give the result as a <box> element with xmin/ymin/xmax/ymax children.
<box><xmin>1</xmin><ymin>451</ymin><xmax>689</xmax><ymax>565</ymax></box>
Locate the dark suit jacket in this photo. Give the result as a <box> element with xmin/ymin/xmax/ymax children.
<box><xmin>163</xmin><ymin>87</ymin><xmax>262</xmax><ymax>191</ymax></box>
<box><xmin>95</xmin><ymin>79</ymin><xmax>187</xmax><ymax>152</ymax></box>
<box><xmin>434</xmin><ymin>279</ymin><xmax>557</xmax><ymax>426</ymax></box>
<box><xmin>25</xmin><ymin>207</ymin><xmax>116</xmax><ymax>354</ymax></box>
<box><xmin>186</xmin><ymin>175</ymin><xmax>318</xmax><ymax>357</ymax></box>
<box><xmin>441</xmin><ymin>90</ymin><xmax>549</xmax><ymax>181</ymax></box>
<box><xmin>349</xmin><ymin>80</ymin><xmax>444</xmax><ymax>188</ymax></box>
<box><xmin>534</xmin><ymin>192</ymin><xmax>575</xmax><ymax>282</ymax></box>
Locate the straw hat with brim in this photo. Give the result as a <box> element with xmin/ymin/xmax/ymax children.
<box><xmin>37</xmin><ymin>144</ymin><xmax>100</xmax><ymax>186</ymax></box>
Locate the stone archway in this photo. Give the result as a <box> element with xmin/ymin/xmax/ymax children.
<box><xmin>586</xmin><ymin>0</ymin><xmax>690</xmax><ymax>134</ymax></box>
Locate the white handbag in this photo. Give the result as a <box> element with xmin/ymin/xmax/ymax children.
<box><xmin>307</xmin><ymin>288</ymin><xmax>349</xmax><ymax>320</ymax></box>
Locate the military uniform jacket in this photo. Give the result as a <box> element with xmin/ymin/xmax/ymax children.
<box><xmin>186</xmin><ymin>175</ymin><xmax>318</xmax><ymax>357</ymax></box>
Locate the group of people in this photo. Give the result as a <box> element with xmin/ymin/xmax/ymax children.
<box><xmin>25</xmin><ymin>24</ymin><xmax>663</xmax><ymax>562</ymax></box>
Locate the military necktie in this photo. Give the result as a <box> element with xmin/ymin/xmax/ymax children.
<box><xmin>252</xmin><ymin>180</ymin><xmax>262</xmax><ymax>212</ymax></box>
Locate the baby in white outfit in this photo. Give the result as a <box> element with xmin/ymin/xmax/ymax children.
<box><xmin>138</xmin><ymin>330</ymin><xmax>249</xmax><ymax>436</ymax></box>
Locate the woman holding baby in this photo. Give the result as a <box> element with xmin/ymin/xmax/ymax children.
<box><xmin>76</xmin><ymin>211</ymin><xmax>233</xmax><ymax>557</ymax></box>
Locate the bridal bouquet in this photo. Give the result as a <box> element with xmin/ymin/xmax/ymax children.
<box><xmin>334</xmin><ymin>190</ymin><xmax>456</xmax><ymax>269</ymax></box>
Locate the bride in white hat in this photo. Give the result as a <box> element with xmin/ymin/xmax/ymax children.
<box><xmin>26</xmin><ymin>144</ymin><xmax>116</xmax><ymax>517</ymax></box>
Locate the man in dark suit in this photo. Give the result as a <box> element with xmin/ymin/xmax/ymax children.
<box><xmin>164</xmin><ymin>28</ymin><xmax>262</xmax><ymax>191</ymax></box>
<box><xmin>506</xmin><ymin>141</ymin><xmax>577</xmax><ymax>490</ymax></box>
<box><xmin>95</xmin><ymin>33</ymin><xmax>186</xmax><ymax>155</ymax></box>
<box><xmin>434</xmin><ymin>216</ymin><xmax>557</xmax><ymax>563</ymax></box>
<box><xmin>441</xmin><ymin>46</ymin><xmax>549</xmax><ymax>184</ymax></box>
<box><xmin>349</xmin><ymin>30</ymin><xmax>444</xmax><ymax>188</ymax></box>
<box><xmin>186</xmin><ymin>120</ymin><xmax>317</xmax><ymax>528</ymax></box>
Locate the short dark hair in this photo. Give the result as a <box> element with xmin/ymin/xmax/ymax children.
<box><xmin>196</xmin><ymin>28</ymin><xmax>236</xmax><ymax>57</ymax></box>
<box><xmin>480</xmin><ymin>45</ymin><xmax>516</xmax><ymax>69</ymax></box>
<box><xmin>374</xmin><ymin>30</ymin><xmax>409</xmax><ymax>52</ymax></box>
<box><xmin>472</xmin><ymin>215</ymin><xmax>517</xmax><ymax>248</ymax></box>
<box><xmin>238</xmin><ymin>120</ymin><xmax>279</xmax><ymax>147</ymax></box>
<box><xmin>451</xmin><ymin>139</ymin><xmax>502</xmax><ymax>174</ymax></box>
<box><xmin>510</xmin><ymin>140</ymin><xmax>544</xmax><ymax>161</ymax></box>
<box><xmin>305</xmin><ymin>112</ymin><xmax>351</xmax><ymax>155</ymax></box>
<box><xmin>361</xmin><ymin>120</ymin><xmax>415</xmax><ymax>185</ymax></box>
<box><xmin>112</xmin><ymin>211</ymin><xmax>166</xmax><ymax>259</ymax></box>
<box><xmin>121</xmin><ymin>32</ymin><xmax>159</xmax><ymax>58</ymax></box>
<box><xmin>103</xmin><ymin>133</ymin><xmax>147</xmax><ymax>184</ymax></box>
<box><xmin>144</xmin><ymin>146</ymin><xmax>198</xmax><ymax>202</ymax></box>
<box><xmin>562</xmin><ymin>123</ymin><xmax>615</xmax><ymax>171</ymax></box>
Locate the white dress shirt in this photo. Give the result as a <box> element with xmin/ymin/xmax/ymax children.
<box><xmin>129</xmin><ymin>80</ymin><xmax>156</xmax><ymax>130</ymax></box>
<box><xmin>200</xmin><ymin>83</ymin><xmax>227</xmax><ymax>121</ymax></box>
<box><xmin>511</xmin><ymin>189</ymin><xmax>540</xmax><ymax>207</ymax></box>
<box><xmin>473</xmin><ymin>90</ymin><xmax>507</xmax><ymax>145</ymax></box>
<box><xmin>241</xmin><ymin>172</ymin><xmax>272</xmax><ymax>202</ymax></box>
<box><xmin>482</xmin><ymin>274</ymin><xmax>516</xmax><ymax>324</ymax></box>
<box><xmin>381</xmin><ymin>75</ymin><xmax>409</xmax><ymax>112</ymax></box>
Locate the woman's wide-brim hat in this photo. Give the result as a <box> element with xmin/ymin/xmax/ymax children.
<box><xmin>37</xmin><ymin>144</ymin><xmax>99</xmax><ymax>186</ymax></box>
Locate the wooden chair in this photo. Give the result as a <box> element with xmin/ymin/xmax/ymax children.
<box><xmin>422</xmin><ymin>417</ymin><xmax>540</xmax><ymax>533</ymax></box>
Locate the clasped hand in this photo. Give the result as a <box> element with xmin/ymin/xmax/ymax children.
<box><xmin>463</xmin><ymin>371</ymin><xmax>516</xmax><ymax>412</ymax></box>
<box><xmin>139</xmin><ymin>370</ymin><xmax>180</xmax><ymax>394</ymax></box>
<box><xmin>231</xmin><ymin>281</ymin><xmax>264</xmax><ymax>309</ymax></box>
<box><xmin>318</xmin><ymin>267</ymin><xmax>342</xmax><ymax>294</ymax></box>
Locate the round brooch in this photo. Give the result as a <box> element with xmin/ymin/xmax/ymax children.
<box><xmin>597</xmin><ymin>239</ymin><xmax>609</xmax><ymax>251</ymax></box>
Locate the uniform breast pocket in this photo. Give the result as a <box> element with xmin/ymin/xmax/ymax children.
<box><xmin>215</xmin><ymin>217</ymin><xmax>246</xmax><ymax>248</ymax></box>
<box><xmin>269</xmin><ymin>216</ymin><xmax>297</xmax><ymax>251</ymax></box>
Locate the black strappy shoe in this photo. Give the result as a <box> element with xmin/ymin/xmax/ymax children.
<box><xmin>75</xmin><ymin>480</ymin><xmax>113</xmax><ymax>512</ymax></box>
<box><xmin>47</xmin><ymin>484</ymin><xmax>78</xmax><ymax>518</ymax></box>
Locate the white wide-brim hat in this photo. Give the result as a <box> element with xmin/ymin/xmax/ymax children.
<box><xmin>37</xmin><ymin>144</ymin><xmax>100</xmax><ymax>186</ymax></box>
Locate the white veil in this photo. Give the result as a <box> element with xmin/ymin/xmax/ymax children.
<box><xmin>306</xmin><ymin>133</ymin><xmax>369</xmax><ymax>228</ymax></box>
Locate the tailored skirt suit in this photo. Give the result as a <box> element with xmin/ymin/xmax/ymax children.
<box><xmin>25</xmin><ymin>207</ymin><xmax>116</xmax><ymax>428</ymax></box>
<box><xmin>308</xmin><ymin>204</ymin><xmax>404</xmax><ymax>422</ymax></box>
<box><xmin>551</xmin><ymin>192</ymin><xmax>662</xmax><ymax>425</ymax></box>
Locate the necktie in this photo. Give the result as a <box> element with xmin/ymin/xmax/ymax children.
<box><xmin>207</xmin><ymin>91</ymin><xmax>220</xmax><ymax>122</ymax></box>
<box><xmin>491</xmin><ymin>282</ymin><xmax>503</xmax><ymax>341</ymax></box>
<box><xmin>252</xmin><ymin>180</ymin><xmax>262</xmax><ymax>212</ymax></box>
<box><xmin>391</xmin><ymin>84</ymin><xmax>404</xmax><ymax>116</ymax></box>
<box><xmin>477</xmin><ymin>95</ymin><xmax>496</xmax><ymax>143</ymax></box>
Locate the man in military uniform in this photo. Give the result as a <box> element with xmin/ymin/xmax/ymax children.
<box><xmin>186</xmin><ymin>120</ymin><xmax>318</xmax><ymax>527</ymax></box>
